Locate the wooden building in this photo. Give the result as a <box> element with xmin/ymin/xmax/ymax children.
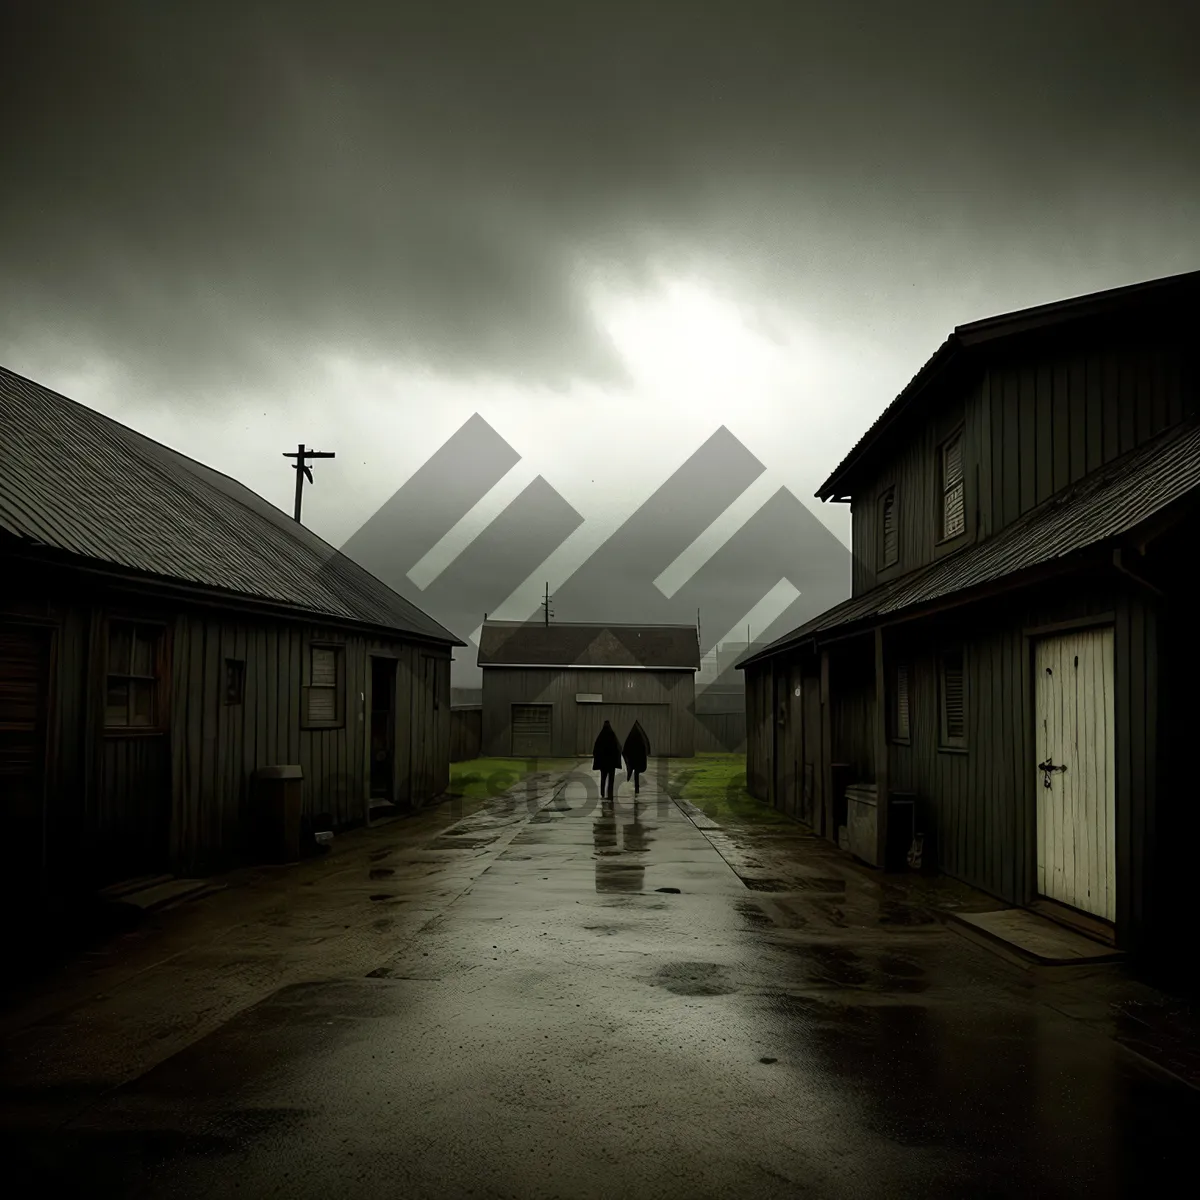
<box><xmin>0</xmin><ymin>366</ymin><xmax>462</xmax><ymax>904</ymax></box>
<box><xmin>478</xmin><ymin>621</ymin><xmax>700</xmax><ymax>758</ymax></box>
<box><xmin>739</xmin><ymin>270</ymin><xmax>1200</xmax><ymax>976</ymax></box>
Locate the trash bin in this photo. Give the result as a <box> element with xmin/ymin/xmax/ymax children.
<box><xmin>252</xmin><ymin>765</ymin><xmax>303</xmax><ymax>863</ymax></box>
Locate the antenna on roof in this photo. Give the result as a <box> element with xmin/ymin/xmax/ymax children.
<box><xmin>282</xmin><ymin>443</ymin><xmax>336</xmax><ymax>524</ymax></box>
<box><xmin>541</xmin><ymin>582</ymin><xmax>554</xmax><ymax>627</ymax></box>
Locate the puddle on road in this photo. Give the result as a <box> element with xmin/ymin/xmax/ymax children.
<box><xmin>736</xmin><ymin>900</ymin><xmax>774</xmax><ymax>928</ymax></box>
<box><xmin>774</xmin><ymin>944</ymin><xmax>930</xmax><ymax>994</ymax></box>
<box><xmin>878</xmin><ymin>900</ymin><xmax>938</xmax><ymax>926</ymax></box>
<box><xmin>742</xmin><ymin>878</ymin><xmax>790</xmax><ymax>893</ymax></box>
<box><xmin>792</xmin><ymin>877</ymin><xmax>848</xmax><ymax>893</ymax></box>
<box><xmin>653</xmin><ymin>961</ymin><xmax>738</xmax><ymax>996</ymax></box>
<box><xmin>368</xmin><ymin>868</ymin><xmax>395</xmax><ymax>880</ymax></box>
<box><xmin>595</xmin><ymin>863</ymin><xmax>645</xmax><ymax>893</ymax></box>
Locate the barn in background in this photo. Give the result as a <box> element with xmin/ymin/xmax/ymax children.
<box><xmin>477</xmin><ymin>621</ymin><xmax>700</xmax><ymax>758</ymax></box>
<box><xmin>0</xmin><ymin>366</ymin><xmax>461</xmax><ymax>907</ymax></box>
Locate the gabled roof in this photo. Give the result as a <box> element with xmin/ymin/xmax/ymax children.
<box><xmin>478</xmin><ymin>621</ymin><xmax>700</xmax><ymax>669</ymax></box>
<box><xmin>740</xmin><ymin>416</ymin><xmax>1200</xmax><ymax>668</ymax></box>
<box><xmin>0</xmin><ymin>365</ymin><xmax>462</xmax><ymax>645</ymax></box>
<box><xmin>817</xmin><ymin>268</ymin><xmax>1200</xmax><ymax>501</ymax></box>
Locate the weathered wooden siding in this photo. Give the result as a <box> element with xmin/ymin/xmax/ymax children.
<box><xmin>830</xmin><ymin>650</ymin><xmax>877</xmax><ymax>785</ymax></box>
<box><xmin>744</xmin><ymin>570</ymin><xmax>1164</xmax><ymax>953</ymax></box>
<box><xmin>693</xmin><ymin>711</ymin><xmax>746</xmax><ymax>754</ymax></box>
<box><xmin>884</xmin><ymin>580</ymin><xmax>1152</xmax><ymax>929</ymax></box>
<box><xmin>986</xmin><ymin>334</ymin><xmax>1191</xmax><ymax>536</ymax></box>
<box><xmin>851</xmin><ymin>383</ymin><xmax>982</xmax><ymax>594</ymax></box>
<box><xmin>167</xmin><ymin>614</ymin><xmax>451</xmax><ymax>872</ymax></box>
<box><xmin>481</xmin><ymin>668</ymin><xmax>696</xmax><ymax>757</ymax></box>
<box><xmin>450</xmin><ymin>707</ymin><xmax>483</xmax><ymax>762</ymax></box>
<box><xmin>744</xmin><ymin>663</ymin><xmax>770</xmax><ymax>800</ymax></box>
<box><xmin>850</xmin><ymin>330</ymin><xmax>1194</xmax><ymax>597</ymax></box>
<box><xmin>2</xmin><ymin>559</ymin><xmax>453</xmax><ymax>887</ymax></box>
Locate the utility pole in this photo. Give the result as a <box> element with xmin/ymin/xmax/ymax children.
<box><xmin>282</xmin><ymin>443</ymin><xmax>336</xmax><ymax>523</ymax></box>
<box><xmin>541</xmin><ymin>583</ymin><xmax>554</xmax><ymax>626</ymax></box>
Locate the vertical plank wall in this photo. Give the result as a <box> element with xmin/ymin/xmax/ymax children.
<box><xmin>481</xmin><ymin>668</ymin><xmax>696</xmax><ymax>758</ymax></box>
<box><xmin>850</xmin><ymin>333</ymin><xmax>1191</xmax><ymax>596</ymax></box>
<box><xmin>170</xmin><ymin>609</ymin><xmax>452</xmax><ymax>873</ymax></box>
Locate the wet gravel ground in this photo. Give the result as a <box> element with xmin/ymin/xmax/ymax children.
<box><xmin>1</xmin><ymin>763</ymin><xmax>1196</xmax><ymax>1198</ymax></box>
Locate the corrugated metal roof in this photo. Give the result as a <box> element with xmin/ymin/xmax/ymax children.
<box><xmin>478</xmin><ymin>621</ymin><xmax>701</xmax><ymax>669</ymax></box>
<box><xmin>816</xmin><ymin>269</ymin><xmax>1200</xmax><ymax>501</ymax></box>
<box><xmin>0</xmin><ymin>365</ymin><xmax>462</xmax><ymax>645</ymax></box>
<box><xmin>740</xmin><ymin>417</ymin><xmax>1200</xmax><ymax>668</ymax></box>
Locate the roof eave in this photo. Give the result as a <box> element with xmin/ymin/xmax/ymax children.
<box><xmin>3</xmin><ymin>541</ymin><xmax>466</xmax><ymax>647</ymax></box>
<box><xmin>815</xmin><ymin>335</ymin><xmax>964</xmax><ymax>501</ymax></box>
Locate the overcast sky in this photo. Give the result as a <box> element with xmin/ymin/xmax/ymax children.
<box><xmin>2</xmin><ymin>1</ymin><xmax>1198</xmax><ymax>632</ymax></box>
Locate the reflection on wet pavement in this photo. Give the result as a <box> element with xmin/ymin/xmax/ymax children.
<box><xmin>4</xmin><ymin>760</ymin><xmax>1196</xmax><ymax>1198</ymax></box>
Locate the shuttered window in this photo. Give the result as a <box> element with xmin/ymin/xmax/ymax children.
<box><xmin>511</xmin><ymin>704</ymin><xmax>552</xmax><ymax>757</ymax></box>
<box><xmin>303</xmin><ymin>644</ymin><xmax>343</xmax><ymax>727</ymax></box>
<box><xmin>879</xmin><ymin>487</ymin><xmax>899</xmax><ymax>568</ymax></box>
<box><xmin>941</xmin><ymin>432</ymin><xmax>966</xmax><ymax>540</ymax></box>
<box><xmin>105</xmin><ymin>620</ymin><xmax>163</xmax><ymax>729</ymax></box>
<box><xmin>893</xmin><ymin>662</ymin><xmax>911</xmax><ymax>742</ymax></box>
<box><xmin>939</xmin><ymin>649</ymin><xmax>966</xmax><ymax>748</ymax></box>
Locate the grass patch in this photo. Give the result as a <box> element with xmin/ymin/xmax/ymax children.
<box><xmin>448</xmin><ymin>756</ymin><xmax>582</xmax><ymax>801</ymax></box>
<box><xmin>667</xmin><ymin>753</ymin><xmax>793</xmax><ymax>826</ymax></box>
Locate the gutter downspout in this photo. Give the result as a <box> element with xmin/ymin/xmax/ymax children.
<box><xmin>1112</xmin><ymin>548</ymin><xmax>1165</xmax><ymax>598</ymax></box>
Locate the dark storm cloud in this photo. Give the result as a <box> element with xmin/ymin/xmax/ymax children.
<box><xmin>1</xmin><ymin>0</ymin><xmax>1197</xmax><ymax>399</ymax></box>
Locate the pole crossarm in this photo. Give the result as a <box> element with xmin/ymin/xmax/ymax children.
<box><xmin>283</xmin><ymin>443</ymin><xmax>337</xmax><ymax>523</ymax></box>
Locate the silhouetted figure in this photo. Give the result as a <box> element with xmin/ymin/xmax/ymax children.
<box><xmin>622</xmin><ymin>720</ymin><xmax>650</xmax><ymax>796</ymax></box>
<box><xmin>592</xmin><ymin>720</ymin><xmax>621</xmax><ymax>800</ymax></box>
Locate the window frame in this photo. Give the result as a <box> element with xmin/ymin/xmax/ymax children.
<box><xmin>302</xmin><ymin>641</ymin><xmax>346</xmax><ymax>730</ymax></box>
<box><xmin>104</xmin><ymin>617</ymin><xmax>167</xmax><ymax>733</ymax></box>
<box><xmin>938</xmin><ymin>647</ymin><xmax>967</xmax><ymax>751</ymax></box>
<box><xmin>937</xmin><ymin>427</ymin><xmax>968</xmax><ymax>544</ymax></box>
<box><xmin>878</xmin><ymin>485</ymin><xmax>900</xmax><ymax>570</ymax></box>
<box><xmin>891</xmin><ymin>660</ymin><xmax>911</xmax><ymax>745</ymax></box>
<box><xmin>224</xmin><ymin>658</ymin><xmax>246</xmax><ymax>706</ymax></box>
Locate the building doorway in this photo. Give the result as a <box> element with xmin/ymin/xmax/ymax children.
<box><xmin>1034</xmin><ymin>627</ymin><xmax>1116</xmax><ymax>924</ymax></box>
<box><xmin>369</xmin><ymin>657</ymin><xmax>397</xmax><ymax>805</ymax></box>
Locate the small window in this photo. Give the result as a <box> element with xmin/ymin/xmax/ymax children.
<box><xmin>939</xmin><ymin>649</ymin><xmax>966</xmax><ymax>748</ymax></box>
<box><xmin>940</xmin><ymin>432</ymin><xmax>966</xmax><ymax>541</ymax></box>
<box><xmin>303</xmin><ymin>644</ymin><xmax>344</xmax><ymax>727</ymax></box>
<box><xmin>224</xmin><ymin>658</ymin><xmax>245</xmax><ymax>706</ymax></box>
<box><xmin>893</xmin><ymin>662</ymin><xmax>911</xmax><ymax>743</ymax></box>
<box><xmin>879</xmin><ymin>487</ymin><xmax>899</xmax><ymax>569</ymax></box>
<box><xmin>105</xmin><ymin>620</ymin><xmax>163</xmax><ymax>729</ymax></box>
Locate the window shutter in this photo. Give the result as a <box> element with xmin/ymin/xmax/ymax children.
<box><xmin>306</xmin><ymin>687</ymin><xmax>337</xmax><ymax>723</ymax></box>
<box><xmin>942</xmin><ymin>651</ymin><xmax>965</xmax><ymax>743</ymax></box>
<box><xmin>942</xmin><ymin>435</ymin><xmax>966</xmax><ymax>539</ymax></box>
<box><xmin>895</xmin><ymin>663</ymin><xmax>910</xmax><ymax>740</ymax></box>
<box><xmin>311</xmin><ymin>647</ymin><xmax>337</xmax><ymax>688</ymax></box>
<box><xmin>881</xmin><ymin>489</ymin><xmax>898</xmax><ymax>567</ymax></box>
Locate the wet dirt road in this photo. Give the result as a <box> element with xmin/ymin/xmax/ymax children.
<box><xmin>4</xmin><ymin>764</ymin><xmax>1197</xmax><ymax>1198</ymax></box>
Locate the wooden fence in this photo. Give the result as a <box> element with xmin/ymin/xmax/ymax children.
<box><xmin>692</xmin><ymin>711</ymin><xmax>746</xmax><ymax>754</ymax></box>
<box><xmin>450</xmin><ymin>706</ymin><xmax>483</xmax><ymax>762</ymax></box>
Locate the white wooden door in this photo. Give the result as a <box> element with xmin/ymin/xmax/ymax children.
<box><xmin>1034</xmin><ymin>627</ymin><xmax>1116</xmax><ymax>922</ymax></box>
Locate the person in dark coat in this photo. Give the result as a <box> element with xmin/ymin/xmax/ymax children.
<box><xmin>622</xmin><ymin>720</ymin><xmax>650</xmax><ymax>796</ymax></box>
<box><xmin>592</xmin><ymin>720</ymin><xmax>622</xmax><ymax>800</ymax></box>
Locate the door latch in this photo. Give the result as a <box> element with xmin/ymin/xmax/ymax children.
<box><xmin>1037</xmin><ymin>758</ymin><xmax>1067</xmax><ymax>788</ymax></box>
